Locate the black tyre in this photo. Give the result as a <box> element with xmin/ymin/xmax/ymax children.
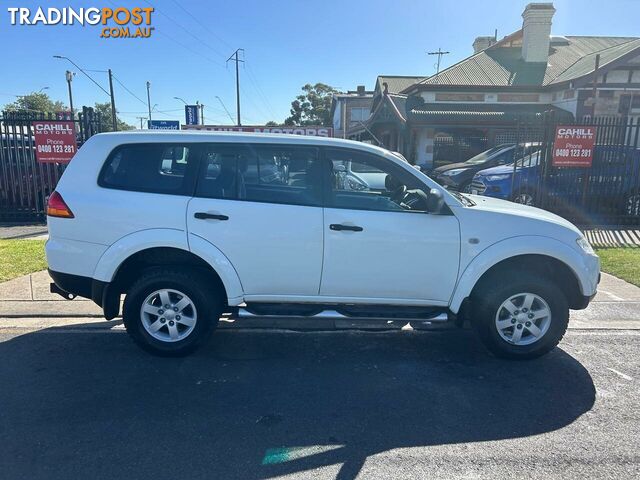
<box><xmin>471</xmin><ymin>273</ymin><xmax>569</xmax><ymax>359</ymax></box>
<box><xmin>123</xmin><ymin>267</ymin><xmax>222</xmax><ymax>357</ymax></box>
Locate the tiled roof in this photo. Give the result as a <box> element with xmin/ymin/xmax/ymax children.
<box><xmin>413</xmin><ymin>35</ymin><xmax>640</xmax><ymax>88</ymax></box>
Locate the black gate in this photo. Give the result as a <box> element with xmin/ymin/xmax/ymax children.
<box><xmin>526</xmin><ymin>114</ymin><xmax>640</xmax><ymax>226</ymax></box>
<box><xmin>454</xmin><ymin>112</ymin><xmax>640</xmax><ymax>227</ymax></box>
<box><xmin>0</xmin><ymin>107</ymin><xmax>103</xmax><ymax>222</ymax></box>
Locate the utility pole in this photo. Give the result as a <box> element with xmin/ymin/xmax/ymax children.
<box><xmin>108</xmin><ymin>69</ymin><xmax>117</xmax><ymax>131</ymax></box>
<box><xmin>226</xmin><ymin>49</ymin><xmax>244</xmax><ymax>126</ymax></box>
<box><xmin>65</xmin><ymin>71</ymin><xmax>75</xmax><ymax>119</ymax></box>
<box><xmin>146</xmin><ymin>81</ymin><xmax>152</xmax><ymax>122</ymax></box>
<box><xmin>427</xmin><ymin>48</ymin><xmax>450</xmax><ymax>82</ymax></box>
<box><xmin>136</xmin><ymin>116</ymin><xmax>146</xmax><ymax>129</ymax></box>
<box><xmin>199</xmin><ymin>103</ymin><xmax>205</xmax><ymax>125</ymax></box>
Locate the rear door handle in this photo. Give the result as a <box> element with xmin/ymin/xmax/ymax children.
<box><xmin>194</xmin><ymin>212</ymin><xmax>229</xmax><ymax>221</ymax></box>
<box><xmin>329</xmin><ymin>224</ymin><xmax>363</xmax><ymax>232</ymax></box>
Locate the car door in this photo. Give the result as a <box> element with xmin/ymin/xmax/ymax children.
<box><xmin>320</xmin><ymin>148</ymin><xmax>460</xmax><ymax>305</ymax></box>
<box><xmin>186</xmin><ymin>143</ymin><xmax>324</xmax><ymax>297</ymax></box>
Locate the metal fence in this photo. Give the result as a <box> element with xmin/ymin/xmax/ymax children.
<box><xmin>0</xmin><ymin>107</ymin><xmax>103</xmax><ymax>222</ymax></box>
<box><xmin>535</xmin><ymin>115</ymin><xmax>640</xmax><ymax>226</ymax></box>
<box><xmin>463</xmin><ymin>112</ymin><xmax>640</xmax><ymax>226</ymax></box>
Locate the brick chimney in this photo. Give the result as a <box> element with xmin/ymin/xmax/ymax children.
<box><xmin>473</xmin><ymin>36</ymin><xmax>496</xmax><ymax>53</ymax></box>
<box><xmin>356</xmin><ymin>85</ymin><xmax>366</xmax><ymax>96</ymax></box>
<box><xmin>521</xmin><ymin>2</ymin><xmax>555</xmax><ymax>63</ymax></box>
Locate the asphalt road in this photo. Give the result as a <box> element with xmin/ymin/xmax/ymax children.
<box><xmin>0</xmin><ymin>326</ymin><xmax>638</xmax><ymax>479</ymax></box>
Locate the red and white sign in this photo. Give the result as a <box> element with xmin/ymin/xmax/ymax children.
<box><xmin>32</xmin><ymin>121</ymin><xmax>77</xmax><ymax>164</ymax></box>
<box><xmin>182</xmin><ymin>125</ymin><xmax>333</xmax><ymax>137</ymax></box>
<box><xmin>552</xmin><ymin>126</ymin><xmax>596</xmax><ymax>167</ymax></box>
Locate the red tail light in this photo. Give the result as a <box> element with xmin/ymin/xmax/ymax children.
<box><xmin>47</xmin><ymin>191</ymin><xmax>74</xmax><ymax>218</ymax></box>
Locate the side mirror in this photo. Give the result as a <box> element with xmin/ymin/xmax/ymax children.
<box><xmin>426</xmin><ymin>188</ymin><xmax>446</xmax><ymax>214</ymax></box>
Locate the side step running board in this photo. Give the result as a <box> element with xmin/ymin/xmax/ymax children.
<box><xmin>236</xmin><ymin>308</ymin><xmax>449</xmax><ymax>323</ymax></box>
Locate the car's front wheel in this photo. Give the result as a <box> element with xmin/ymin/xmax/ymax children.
<box><xmin>471</xmin><ymin>273</ymin><xmax>569</xmax><ymax>359</ymax></box>
<box><xmin>511</xmin><ymin>190</ymin><xmax>536</xmax><ymax>206</ymax></box>
<box><xmin>123</xmin><ymin>267</ymin><xmax>222</xmax><ymax>356</ymax></box>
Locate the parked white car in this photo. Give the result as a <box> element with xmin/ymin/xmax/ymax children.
<box><xmin>46</xmin><ymin>132</ymin><xmax>600</xmax><ymax>358</ymax></box>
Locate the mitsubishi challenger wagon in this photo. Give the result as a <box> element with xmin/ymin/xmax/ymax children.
<box><xmin>46</xmin><ymin>132</ymin><xmax>600</xmax><ymax>358</ymax></box>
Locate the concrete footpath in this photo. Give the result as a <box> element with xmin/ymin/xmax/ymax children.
<box><xmin>0</xmin><ymin>269</ymin><xmax>638</xmax><ymax>332</ymax></box>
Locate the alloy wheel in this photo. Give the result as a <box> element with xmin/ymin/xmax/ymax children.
<box><xmin>140</xmin><ymin>289</ymin><xmax>198</xmax><ymax>342</ymax></box>
<box><xmin>495</xmin><ymin>292</ymin><xmax>552</xmax><ymax>346</ymax></box>
<box><xmin>513</xmin><ymin>193</ymin><xmax>535</xmax><ymax>206</ymax></box>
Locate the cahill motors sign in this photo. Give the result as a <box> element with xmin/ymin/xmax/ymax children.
<box><xmin>7</xmin><ymin>6</ymin><xmax>154</xmax><ymax>38</ymax></box>
<box><xmin>552</xmin><ymin>126</ymin><xmax>597</xmax><ymax>167</ymax></box>
<box><xmin>182</xmin><ymin>125</ymin><xmax>334</xmax><ymax>137</ymax></box>
<box><xmin>32</xmin><ymin>121</ymin><xmax>77</xmax><ymax>164</ymax></box>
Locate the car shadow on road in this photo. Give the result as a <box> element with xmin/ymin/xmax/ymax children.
<box><xmin>0</xmin><ymin>325</ymin><xmax>595</xmax><ymax>480</ymax></box>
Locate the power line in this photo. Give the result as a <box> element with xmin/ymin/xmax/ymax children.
<box><xmin>167</xmin><ymin>0</ymin><xmax>235</xmax><ymax>52</ymax></box>
<box><xmin>112</xmin><ymin>75</ymin><xmax>148</xmax><ymax>107</ymax></box>
<box><xmin>143</xmin><ymin>0</ymin><xmax>227</xmax><ymax>61</ymax></box>
<box><xmin>245</xmin><ymin>62</ymin><xmax>276</xmax><ymax>119</ymax></box>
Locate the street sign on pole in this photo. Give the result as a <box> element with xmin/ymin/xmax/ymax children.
<box><xmin>185</xmin><ymin>105</ymin><xmax>200</xmax><ymax>125</ymax></box>
<box><xmin>148</xmin><ymin>120</ymin><xmax>180</xmax><ymax>130</ymax></box>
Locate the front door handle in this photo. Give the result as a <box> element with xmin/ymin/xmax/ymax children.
<box><xmin>329</xmin><ymin>224</ymin><xmax>363</xmax><ymax>232</ymax></box>
<box><xmin>194</xmin><ymin>212</ymin><xmax>229</xmax><ymax>221</ymax></box>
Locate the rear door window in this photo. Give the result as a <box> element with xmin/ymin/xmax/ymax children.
<box><xmin>99</xmin><ymin>144</ymin><xmax>196</xmax><ymax>195</ymax></box>
<box><xmin>195</xmin><ymin>143</ymin><xmax>322</xmax><ymax>206</ymax></box>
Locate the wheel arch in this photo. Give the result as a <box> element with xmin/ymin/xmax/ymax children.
<box><xmin>92</xmin><ymin>229</ymin><xmax>244</xmax><ymax>314</ymax></box>
<box><xmin>450</xmin><ymin>236</ymin><xmax>591</xmax><ymax>313</ymax></box>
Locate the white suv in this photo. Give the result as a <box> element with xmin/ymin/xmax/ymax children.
<box><xmin>46</xmin><ymin>132</ymin><xmax>600</xmax><ymax>358</ymax></box>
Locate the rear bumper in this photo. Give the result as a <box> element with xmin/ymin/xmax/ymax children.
<box><xmin>48</xmin><ymin>269</ymin><xmax>108</xmax><ymax>307</ymax></box>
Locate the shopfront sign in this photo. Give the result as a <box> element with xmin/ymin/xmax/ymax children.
<box><xmin>182</xmin><ymin>125</ymin><xmax>333</xmax><ymax>137</ymax></box>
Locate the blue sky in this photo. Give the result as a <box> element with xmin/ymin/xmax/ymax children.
<box><xmin>1</xmin><ymin>0</ymin><xmax>639</xmax><ymax>127</ymax></box>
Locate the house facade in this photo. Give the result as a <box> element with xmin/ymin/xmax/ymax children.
<box><xmin>347</xmin><ymin>75</ymin><xmax>424</xmax><ymax>155</ymax></box>
<box><xmin>402</xmin><ymin>2</ymin><xmax>640</xmax><ymax>168</ymax></box>
<box><xmin>330</xmin><ymin>86</ymin><xmax>374</xmax><ymax>139</ymax></box>
<box><xmin>348</xmin><ymin>2</ymin><xmax>640</xmax><ymax>168</ymax></box>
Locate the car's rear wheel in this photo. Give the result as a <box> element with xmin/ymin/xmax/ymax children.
<box><xmin>471</xmin><ymin>273</ymin><xmax>569</xmax><ymax>359</ymax></box>
<box><xmin>123</xmin><ymin>267</ymin><xmax>222</xmax><ymax>356</ymax></box>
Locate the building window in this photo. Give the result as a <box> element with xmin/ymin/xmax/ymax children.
<box><xmin>349</xmin><ymin>107</ymin><xmax>370</xmax><ymax>124</ymax></box>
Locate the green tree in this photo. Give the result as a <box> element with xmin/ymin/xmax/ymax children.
<box><xmin>284</xmin><ymin>83</ymin><xmax>341</xmax><ymax>126</ymax></box>
<box><xmin>4</xmin><ymin>92</ymin><xmax>66</xmax><ymax>113</ymax></box>
<box><xmin>93</xmin><ymin>102</ymin><xmax>135</xmax><ymax>132</ymax></box>
<box><xmin>265</xmin><ymin>120</ymin><xmax>280</xmax><ymax>126</ymax></box>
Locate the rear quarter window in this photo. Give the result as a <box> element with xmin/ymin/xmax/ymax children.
<box><xmin>98</xmin><ymin>143</ymin><xmax>195</xmax><ymax>195</ymax></box>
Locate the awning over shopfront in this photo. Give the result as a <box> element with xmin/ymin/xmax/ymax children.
<box><xmin>406</xmin><ymin>102</ymin><xmax>573</xmax><ymax>125</ymax></box>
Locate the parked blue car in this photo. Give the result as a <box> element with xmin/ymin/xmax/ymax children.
<box><xmin>471</xmin><ymin>146</ymin><xmax>640</xmax><ymax>217</ymax></box>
